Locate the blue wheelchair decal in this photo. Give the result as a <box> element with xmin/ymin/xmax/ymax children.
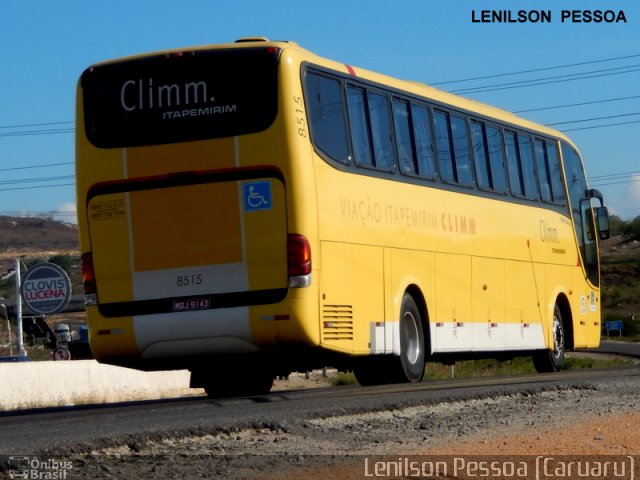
<box><xmin>242</xmin><ymin>181</ymin><xmax>272</xmax><ymax>212</ymax></box>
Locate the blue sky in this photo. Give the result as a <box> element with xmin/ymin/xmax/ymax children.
<box><xmin>2</xmin><ymin>0</ymin><xmax>639</xmax><ymax>221</ymax></box>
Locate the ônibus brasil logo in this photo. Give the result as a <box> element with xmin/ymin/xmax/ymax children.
<box><xmin>20</xmin><ymin>263</ymin><xmax>72</xmax><ymax>315</ymax></box>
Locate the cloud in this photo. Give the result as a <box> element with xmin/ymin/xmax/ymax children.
<box><xmin>53</xmin><ymin>202</ymin><xmax>77</xmax><ymax>224</ymax></box>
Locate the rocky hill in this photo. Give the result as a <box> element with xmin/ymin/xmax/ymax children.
<box><xmin>0</xmin><ymin>216</ymin><xmax>79</xmax><ymax>271</ymax></box>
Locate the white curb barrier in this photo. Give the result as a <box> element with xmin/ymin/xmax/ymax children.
<box><xmin>0</xmin><ymin>360</ymin><xmax>203</xmax><ymax>411</ymax></box>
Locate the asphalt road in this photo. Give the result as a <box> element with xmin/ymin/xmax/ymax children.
<box><xmin>0</xmin><ymin>366</ymin><xmax>638</xmax><ymax>456</ymax></box>
<box><xmin>597</xmin><ymin>339</ymin><xmax>640</xmax><ymax>357</ymax></box>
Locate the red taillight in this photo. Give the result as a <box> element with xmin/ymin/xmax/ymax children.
<box><xmin>81</xmin><ymin>252</ymin><xmax>97</xmax><ymax>295</ymax></box>
<box><xmin>287</xmin><ymin>234</ymin><xmax>311</xmax><ymax>277</ymax></box>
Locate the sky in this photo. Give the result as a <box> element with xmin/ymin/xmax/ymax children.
<box><xmin>1</xmin><ymin>0</ymin><xmax>639</xmax><ymax>222</ymax></box>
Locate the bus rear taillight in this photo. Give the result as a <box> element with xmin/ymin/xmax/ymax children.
<box><xmin>81</xmin><ymin>252</ymin><xmax>98</xmax><ymax>305</ymax></box>
<box><xmin>287</xmin><ymin>234</ymin><xmax>311</xmax><ymax>288</ymax></box>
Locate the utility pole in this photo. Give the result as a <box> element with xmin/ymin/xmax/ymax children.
<box><xmin>15</xmin><ymin>259</ymin><xmax>26</xmax><ymax>357</ymax></box>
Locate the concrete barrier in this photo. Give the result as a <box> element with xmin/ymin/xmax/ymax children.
<box><xmin>0</xmin><ymin>360</ymin><xmax>204</xmax><ymax>411</ymax></box>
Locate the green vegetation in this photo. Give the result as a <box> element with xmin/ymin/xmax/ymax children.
<box><xmin>333</xmin><ymin>354</ymin><xmax>633</xmax><ymax>386</ymax></box>
<box><xmin>331</xmin><ymin>371</ymin><xmax>357</xmax><ymax>386</ymax></box>
<box><xmin>608</xmin><ymin>214</ymin><xmax>640</xmax><ymax>238</ymax></box>
<box><xmin>600</xmin><ymin>216</ymin><xmax>640</xmax><ymax>341</ymax></box>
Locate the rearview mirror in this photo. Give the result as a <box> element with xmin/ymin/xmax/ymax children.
<box><xmin>596</xmin><ymin>206</ymin><xmax>610</xmax><ymax>240</ymax></box>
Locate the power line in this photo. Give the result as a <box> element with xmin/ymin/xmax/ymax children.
<box><xmin>0</xmin><ymin>175</ymin><xmax>74</xmax><ymax>186</ymax></box>
<box><xmin>452</xmin><ymin>65</ymin><xmax>640</xmax><ymax>95</ymax></box>
<box><xmin>589</xmin><ymin>178</ymin><xmax>640</xmax><ymax>188</ymax></box>
<box><xmin>0</xmin><ymin>162</ymin><xmax>73</xmax><ymax>172</ymax></box>
<box><xmin>514</xmin><ymin>94</ymin><xmax>640</xmax><ymax>114</ymax></box>
<box><xmin>0</xmin><ymin>128</ymin><xmax>74</xmax><ymax>138</ymax></box>
<box><xmin>561</xmin><ymin>119</ymin><xmax>640</xmax><ymax>132</ymax></box>
<box><xmin>547</xmin><ymin>112</ymin><xmax>640</xmax><ymax>126</ymax></box>
<box><xmin>431</xmin><ymin>53</ymin><xmax>640</xmax><ymax>86</ymax></box>
<box><xmin>590</xmin><ymin>171</ymin><xmax>640</xmax><ymax>181</ymax></box>
<box><xmin>0</xmin><ymin>183</ymin><xmax>74</xmax><ymax>193</ymax></box>
<box><xmin>0</xmin><ymin>211</ymin><xmax>76</xmax><ymax>217</ymax></box>
<box><xmin>0</xmin><ymin>121</ymin><xmax>73</xmax><ymax>130</ymax></box>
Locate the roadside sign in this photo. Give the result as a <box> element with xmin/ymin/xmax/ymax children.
<box><xmin>20</xmin><ymin>263</ymin><xmax>72</xmax><ymax>315</ymax></box>
<box><xmin>52</xmin><ymin>347</ymin><xmax>71</xmax><ymax>361</ymax></box>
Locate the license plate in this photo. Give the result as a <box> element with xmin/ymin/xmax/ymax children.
<box><xmin>172</xmin><ymin>297</ymin><xmax>211</xmax><ymax>312</ymax></box>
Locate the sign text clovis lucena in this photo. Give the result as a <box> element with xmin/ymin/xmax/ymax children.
<box><xmin>21</xmin><ymin>263</ymin><xmax>72</xmax><ymax>315</ymax></box>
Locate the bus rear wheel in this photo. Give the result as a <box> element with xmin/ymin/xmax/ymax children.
<box><xmin>193</xmin><ymin>360</ymin><xmax>274</xmax><ymax>398</ymax></box>
<box><xmin>394</xmin><ymin>294</ymin><xmax>426</xmax><ymax>383</ymax></box>
<box><xmin>532</xmin><ymin>303</ymin><xmax>565</xmax><ymax>373</ymax></box>
<box><xmin>353</xmin><ymin>294</ymin><xmax>426</xmax><ymax>385</ymax></box>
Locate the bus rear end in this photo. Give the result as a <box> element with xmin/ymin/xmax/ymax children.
<box><xmin>76</xmin><ymin>43</ymin><xmax>310</xmax><ymax>395</ymax></box>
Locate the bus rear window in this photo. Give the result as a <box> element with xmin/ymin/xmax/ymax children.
<box><xmin>81</xmin><ymin>48</ymin><xmax>279</xmax><ymax>148</ymax></box>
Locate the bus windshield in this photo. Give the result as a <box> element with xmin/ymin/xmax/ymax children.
<box><xmin>81</xmin><ymin>47</ymin><xmax>279</xmax><ymax>148</ymax></box>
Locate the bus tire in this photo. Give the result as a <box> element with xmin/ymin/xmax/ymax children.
<box><xmin>198</xmin><ymin>361</ymin><xmax>274</xmax><ymax>398</ymax></box>
<box><xmin>353</xmin><ymin>294</ymin><xmax>426</xmax><ymax>385</ymax></box>
<box><xmin>532</xmin><ymin>303</ymin><xmax>565</xmax><ymax>373</ymax></box>
<box><xmin>395</xmin><ymin>294</ymin><xmax>426</xmax><ymax>382</ymax></box>
<box><xmin>352</xmin><ymin>356</ymin><xmax>392</xmax><ymax>386</ymax></box>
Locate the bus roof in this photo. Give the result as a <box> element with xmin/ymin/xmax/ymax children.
<box><xmin>84</xmin><ymin>37</ymin><xmax>577</xmax><ymax>151</ymax></box>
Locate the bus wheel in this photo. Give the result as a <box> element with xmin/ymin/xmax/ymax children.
<box><xmin>395</xmin><ymin>294</ymin><xmax>426</xmax><ymax>382</ymax></box>
<box><xmin>353</xmin><ymin>294</ymin><xmax>426</xmax><ymax>385</ymax></box>
<box><xmin>533</xmin><ymin>303</ymin><xmax>565</xmax><ymax>373</ymax></box>
<box><xmin>199</xmin><ymin>362</ymin><xmax>274</xmax><ymax>398</ymax></box>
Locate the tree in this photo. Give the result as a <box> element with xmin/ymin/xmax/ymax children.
<box><xmin>608</xmin><ymin>215</ymin><xmax>626</xmax><ymax>236</ymax></box>
<box><xmin>623</xmin><ymin>215</ymin><xmax>640</xmax><ymax>238</ymax></box>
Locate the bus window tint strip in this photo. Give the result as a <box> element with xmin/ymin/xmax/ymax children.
<box><xmin>304</xmin><ymin>65</ymin><xmax>568</xmax><ymax>212</ymax></box>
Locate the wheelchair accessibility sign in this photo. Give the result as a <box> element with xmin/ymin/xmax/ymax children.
<box><xmin>242</xmin><ymin>181</ymin><xmax>272</xmax><ymax>212</ymax></box>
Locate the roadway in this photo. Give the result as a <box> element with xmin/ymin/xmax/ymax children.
<box><xmin>0</xmin><ymin>365</ymin><xmax>638</xmax><ymax>455</ymax></box>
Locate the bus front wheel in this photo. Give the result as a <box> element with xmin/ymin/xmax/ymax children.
<box><xmin>532</xmin><ymin>303</ymin><xmax>565</xmax><ymax>373</ymax></box>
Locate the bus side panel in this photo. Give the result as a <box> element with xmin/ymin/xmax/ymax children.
<box><xmin>384</xmin><ymin>248</ymin><xmax>434</xmax><ymax>355</ymax></box>
<box><xmin>471</xmin><ymin>257</ymin><xmax>506</xmax><ymax>351</ymax></box>
<box><xmin>432</xmin><ymin>253</ymin><xmax>472</xmax><ymax>352</ymax></box>
<box><xmin>319</xmin><ymin>241</ymin><xmax>383</xmax><ymax>354</ymax></box>
<box><xmin>504</xmin><ymin>259</ymin><xmax>545</xmax><ymax>350</ymax></box>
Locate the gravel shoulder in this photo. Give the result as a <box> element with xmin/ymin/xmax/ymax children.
<box><xmin>52</xmin><ymin>368</ymin><xmax>640</xmax><ymax>479</ymax></box>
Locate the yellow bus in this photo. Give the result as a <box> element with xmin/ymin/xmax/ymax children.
<box><xmin>76</xmin><ymin>37</ymin><xmax>610</xmax><ymax>396</ymax></box>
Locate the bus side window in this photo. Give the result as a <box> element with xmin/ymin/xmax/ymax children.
<box><xmin>486</xmin><ymin>125</ymin><xmax>507</xmax><ymax>193</ymax></box>
<box><xmin>306</xmin><ymin>72</ymin><xmax>350</xmax><ymax>164</ymax></box>
<box><xmin>433</xmin><ymin>110</ymin><xmax>454</xmax><ymax>183</ymax></box>
<box><xmin>504</xmin><ymin>130</ymin><xmax>523</xmax><ymax>196</ymax></box>
<box><xmin>411</xmin><ymin>104</ymin><xmax>436</xmax><ymax>179</ymax></box>
<box><xmin>392</xmin><ymin>98</ymin><xmax>415</xmax><ymax>175</ymax></box>
<box><xmin>471</xmin><ymin>120</ymin><xmax>491</xmax><ymax>190</ymax></box>
<box><xmin>547</xmin><ymin>142</ymin><xmax>566</xmax><ymax>205</ymax></box>
<box><xmin>534</xmin><ymin>139</ymin><xmax>553</xmax><ymax>203</ymax></box>
<box><xmin>368</xmin><ymin>92</ymin><xmax>396</xmax><ymax>172</ymax></box>
<box><xmin>518</xmin><ymin>134</ymin><xmax>539</xmax><ymax>200</ymax></box>
<box><xmin>346</xmin><ymin>86</ymin><xmax>374</xmax><ymax>167</ymax></box>
<box><xmin>450</xmin><ymin>115</ymin><xmax>473</xmax><ymax>186</ymax></box>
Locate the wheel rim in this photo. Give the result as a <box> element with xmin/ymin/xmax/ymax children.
<box><xmin>551</xmin><ymin>313</ymin><xmax>564</xmax><ymax>360</ymax></box>
<box><xmin>401</xmin><ymin>311</ymin><xmax>421</xmax><ymax>365</ymax></box>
